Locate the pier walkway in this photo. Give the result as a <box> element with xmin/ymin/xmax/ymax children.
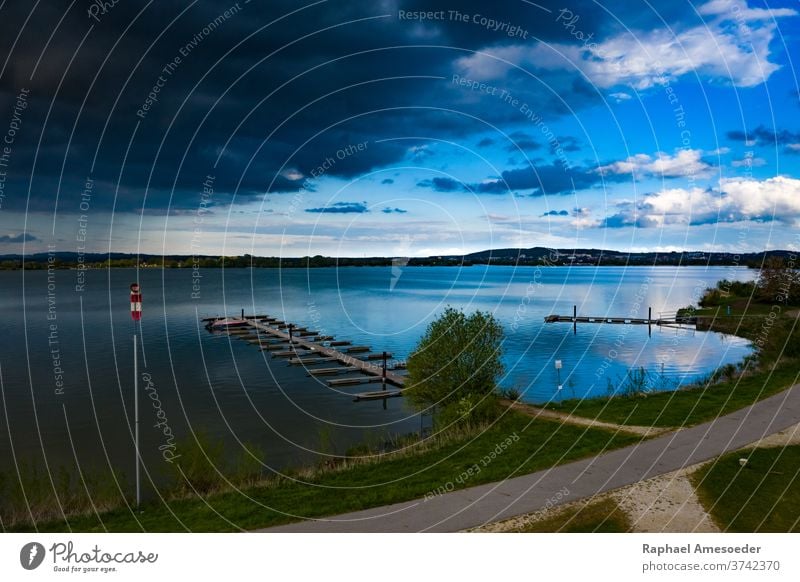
<box><xmin>242</xmin><ymin>318</ymin><xmax>406</xmax><ymax>388</ymax></box>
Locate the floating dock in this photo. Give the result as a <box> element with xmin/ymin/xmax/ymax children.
<box><xmin>205</xmin><ymin>313</ymin><xmax>407</xmax><ymax>400</ymax></box>
<box><xmin>240</xmin><ymin>317</ymin><xmax>406</xmax><ymax>388</ymax></box>
<box><xmin>544</xmin><ymin>306</ymin><xmax>697</xmax><ymax>335</ymax></box>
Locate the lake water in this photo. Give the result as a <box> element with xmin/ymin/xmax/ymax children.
<box><xmin>0</xmin><ymin>265</ymin><xmax>754</xmax><ymax>486</ymax></box>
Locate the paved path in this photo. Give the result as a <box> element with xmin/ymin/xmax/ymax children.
<box><xmin>260</xmin><ymin>383</ymin><xmax>800</xmax><ymax>532</ymax></box>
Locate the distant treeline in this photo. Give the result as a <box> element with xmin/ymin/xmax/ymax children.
<box><xmin>1</xmin><ymin>249</ymin><xmax>795</xmax><ymax>270</ymax></box>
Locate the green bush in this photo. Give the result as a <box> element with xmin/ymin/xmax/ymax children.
<box><xmin>405</xmin><ymin>307</ymin><xmax>505</xmax><ymax>418</ymax></box>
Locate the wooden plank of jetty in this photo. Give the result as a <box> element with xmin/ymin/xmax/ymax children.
<box><xmin>308</xmin><ymin>366</ymin><xmax>358</xmax><ymax>376</ymax></box>
<box><xmin>289</xmin><ymin>356</ymin><xmax>337</xmax><ymax>365</ymax></box>
<box><xmin>328</xmin><ymin>376</ymin><xmax>384</xmax><ymax>387</ymax></box>
<box><xmin>344</xmin><ymin>346</ymin><xmax>370</xmax><ymax>353</ymax></box>
<box><xmin>329</xmin><ymin>340</ymin><xmax>351</xmax><ymax>346</ymax></box>
<box><xmin>202</xmin><ymin>314</ymin><xmax>271</xmax><ymax>322</ymax></box>
<box><xmin>260</xmin><ymin>343</ymin><xmax>291</xmax><ymax>351</ymax></box>
<box><xmin>361</xmin><ymin>353</ymin><xmax>393</xmax><ymax>360</ymax></box>
<box><xmin>272</xmin><ymin>349</ymin><xmax>311</xmax><ymax>358</ymax></box>
<box><xmin>353</xmin><ymin>390</ymin><xmax>404</xmax><ymax>402</ymax></box>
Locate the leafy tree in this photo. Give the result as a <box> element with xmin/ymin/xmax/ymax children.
<box><xmin>405</xmin><ymin>307</ymin><xmax>504</xmax><ymax>419</ymax></box>
<box><xmin>757</xmin><ymin>257</ymin><xmax>800</xmax><ymax>305</ymax></box>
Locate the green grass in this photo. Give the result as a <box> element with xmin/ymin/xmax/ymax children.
<box><xmin>545</xmin><ymin>362</ymin><xmax>798</xmax><ymax>428</ymax></box>
<box><xmin>514</xmin><ymin>498</ymin><xmax>631</xmax><ymax>533</ymax></box>
<box><xmin>692</xmin><ymin>446</ymin><xmax>800</xmax><ymax>532</ymax></box>
<box><xmin>14</xmin><ymin>411</ymin><xmax>641</xmax><ymax>532</ymax></box>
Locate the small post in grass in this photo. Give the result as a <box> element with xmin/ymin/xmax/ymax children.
<box><xmin>555</xmin><ymin>359</ymin><xmax>563</xmax><ymax>392</ymax></box>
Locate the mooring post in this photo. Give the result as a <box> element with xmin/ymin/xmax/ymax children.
<box><xmin>648</xmin><ymin>306</ymin><xmax>652</xmax><ymax>337</ymax></box>
<box><xmin>573</xmin><ymin>304</ymin><xmax>577</xmax><ymax>335</ymax></box>
<box><xmin>241</xmin><ymin>308</ymin><xmax>244</xmax><ymax>319</ymax></box>
<box><xmin>382</xmin><ymin>351</ymin><xmax>387</xmax><ymax>390</ymax></box>
<box><xmin>288</xmin><ymin>323</ymin><xmax>293</xmax><ymax>344</ymax></box>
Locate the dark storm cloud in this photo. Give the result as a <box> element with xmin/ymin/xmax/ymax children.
<box><xmin>727</xmin><ymin>125</ymin><xmax>800</xmax><ymax>154</ymax></box>
<box><xmin>0</xmin><ymin>233</ymin><xmax>37</xmax><ymax>243</ymax></box>
<box><xmin>471</xmin><ymin>163</ymin><xmax>614</xmax><ymax>195</ymax></box>
<box><xmin>305</xmin><ymin>201</ymin><xmax>368</xmax><ymax>214</ymax></box>
<box><xmin>504</xmin><ymin>131</ymin><xmax>540</xmax><ymax>152</ymax></box>
<box><xmin>416</xmin><ymin>177</ymin><xmax>464</xmax><ymax>192</ymax></box>
<box><xmin>0</xmin><ymin>0</ymin><xmax>628</xmax><ymax>214</ymax></box>
<box><xmin>552</xmin><ymin>135</ymin><xmax>581</xmax><ymax>153</ymax></box>
<box><xmin>541</xmin><ymin>209</ymin><xmax>569</xmax><ymax>217</ymax></box>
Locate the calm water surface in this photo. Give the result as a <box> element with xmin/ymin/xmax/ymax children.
<box><xmin>0</xmin><ymin>265</ymin><xmax>754</xmax><ymax>484</ymax></box>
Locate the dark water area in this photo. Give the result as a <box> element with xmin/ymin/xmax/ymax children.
<box><xmin>0</xmin><ymin>265</ymin><xmax>753</xmax><ymax>491</ymax></box>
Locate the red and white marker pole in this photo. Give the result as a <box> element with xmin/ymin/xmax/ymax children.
<box><xmin>130</xmin><ymin>283</ymin><xmax>141</xmax><ymax>509</ymax></box>
<box><xmin>130</xmin><ymin>283</ymin><xmax>142</xmax><ymax>321</ymax></box>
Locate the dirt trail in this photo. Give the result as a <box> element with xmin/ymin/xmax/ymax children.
<box><xmin>505</xmin><ymin>400</ymin><xmax>675</xmax><ymax>437</ymax></box>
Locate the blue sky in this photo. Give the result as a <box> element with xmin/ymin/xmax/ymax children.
<box><xmin>1</xmin><ymin>0</ymin><xmax>799</xmax><ymax>257</ymax></box>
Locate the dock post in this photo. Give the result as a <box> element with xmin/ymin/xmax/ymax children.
<box><xmin>382</xmin><ymin>351</ymin><xmax>388</xmax><ymax>410</ymax></box>
<box><xmin>241</xmin><ymin>308</ymin><xmax>244</xmax><ymax>319</ymax></box>
<box><xmin>648</xmin><ymin>307</ymin><xmax>652</xmax><ymax>337</ymax></box>
<box><xmin>573</xmin><ymin>305</ymin><xmax>577</xmax><ymax>335</ymax></box>
<box><xmin>288</xmin><ymin>323</ymin><xmax>293</xmax><ymax>344</ymax></box>
<box><xmin>382</xmin><ymin>351</ymin><xmax>387</xmax><ymax>391</ymax></box>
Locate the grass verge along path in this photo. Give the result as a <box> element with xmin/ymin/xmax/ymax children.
<box><xmin>691</xmin><ymin>445</ymin><xmax>800</xmax><ymax>532</ymax></box>
<box><xmin>20</xmin><ymin>411</ymin><xmax>640</xmax><ymax>532</ymax></box>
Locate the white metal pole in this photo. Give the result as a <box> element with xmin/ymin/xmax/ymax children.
<box><xmin>134</xmin><ymin>332</ymin><xmax>140</xmax><ymax>509</ymax></box>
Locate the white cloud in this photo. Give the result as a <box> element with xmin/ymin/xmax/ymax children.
<box><xmin>610</xmin><ymin>92</ymin><xmax>632</xmax><ymax>102</ymax></box>
<box><xmin>570</xmin><ymin>207</ymin><xmax>598</xmax><ymax>229</ymax></box>
<box><xmin>698</xmin><ymin>0</ymin><xmax>796</xmax><ymax>22</ymax></box>
<box><xmin>596</xmin><ymin>149</ymin><xmax>715</xmax><ymax>178</ymax></box>
<box><xmin>603</xmin><ymin>176</ymin><xmax>800</xmax><ymax>228</ymax></box>
<box><xmin>280</xmin><ymin>168</ymin><xmax>304</xmax><ymax>181</ymax></box>
<box><xmin>456</xmin><ymin>0</ymin><xmax>795</xmax><ymax>89</ymax></box>
<box><xmin>731</xmin><ymin>156</ymin><xmax>767</xmax><ymax>167</ymax></box>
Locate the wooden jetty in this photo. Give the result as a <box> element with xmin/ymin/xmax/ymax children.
<box><xmin>207</xmin><ymin>313</ymin><xmax>406</xmax><ymax>401</ymax></box>
<box><xmin>544</xmin><ymin>306</ymin><xmax>697</xmax><ymax>335</ymax></box>
<box><xmin>241</xmin><ymin>317</ymin><xmax>406</xmax><ymax>389</ymax></box>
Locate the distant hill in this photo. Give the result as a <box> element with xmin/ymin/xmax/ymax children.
<box><xmin>0</xmin><ymin>248</ymin><xmax>795</xmax><ymax>269</ymax></box>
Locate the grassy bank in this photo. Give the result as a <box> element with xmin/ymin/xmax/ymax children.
<box><xmin>692</xmin><ymin>446</ymin><xmax>800</xmax><ymax>532</ymax></box>
<box><xmin>514</xmin><ymin>498</ymin><xmax>631</xmax><ymax>533</ymax></box>
<box><xmin>545</xmin><ymin>286</ymin><xmax>800</xmax><ymax>428</ymax></box>
<box><xmin>9</xmin><ymin>410</ymin><xmax>641</xmax><ymax>532</ymax></box>
<box><xmin>544</xmin><ymin>362</ymin><xmax>798</xmax><ymax>428</ymax></box>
